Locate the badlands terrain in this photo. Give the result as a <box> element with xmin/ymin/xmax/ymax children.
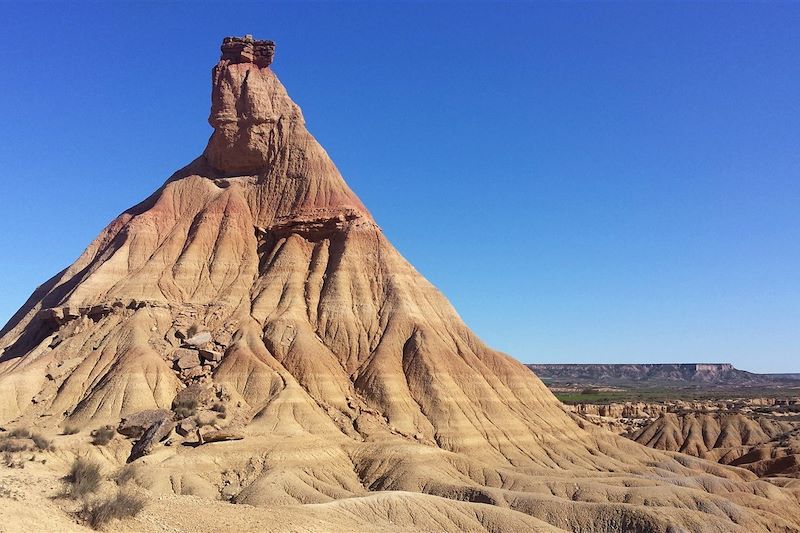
<box><xmin>1</xmin><ymin>36</ymin><xmax>800</xmax><ymax>532</ymax></box>
<box><xmin>534</xmin><ymin>364</ymin><xmax>800</xmax><ymax>483</ymax></box>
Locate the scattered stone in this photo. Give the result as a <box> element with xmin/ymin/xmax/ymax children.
<box><xmin>183</xmin><ymin>366</ymin><xmax>206</xmax><ymax>380</ymax></box>
<box><xmin>118</xmin><ymin>409</ymin><xmax>173</xmax><ymax>439</ymax></box>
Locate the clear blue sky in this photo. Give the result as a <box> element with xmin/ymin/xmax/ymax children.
<box><xmin>1</xmin><ymin>2</ymin><xmax>798</xmax><ymax>373</ymax></box>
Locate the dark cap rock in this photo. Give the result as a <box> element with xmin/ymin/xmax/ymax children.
<box><xmin>221</xmin><ymin>35</ymin><xmax>275</xmax><ymax>67</ymax></box>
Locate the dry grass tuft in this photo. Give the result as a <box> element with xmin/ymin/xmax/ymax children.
<box><xmin>62</xmin><ymin>424</ymin><xmax>81</xmax><ymax>435</ymax></box>
<box><xmin>81</xmin><ymin>488</ymin><xmax>146</xmax><ymax>529</ymax></box>
<box><xmin>90</xmin><ymin>425</ymin><xmax>116</xmax><ymax>446</ymax></box>
<box><xmin>0</xmin><ymin>438</ymin><xmax>29</xmax><ymax>454</ymax></box>
<box><xmin>8</xmin><ymin>428</ymin><xmax>31</xmax><ymax>439</ymax></box>
<box><xmin>31</xmin><ymin>432</ymin><xmax>53</xmax><ymax>451</ymax></box>
<box><xmin>2</xmin><ymin>451</ymin><xmax>24</xmax><ymax>468</ymax></box>
<box><xmin>186</xmin><ymin>323</ymin><xmax>201</xmax><ymax>338</ymax></box>
<box><xmin>115</xmin><ymin>465</ymin><xmax>137</xmax><ymax>486</ymax></box>
<box><xmin>211</xmin><ymin>402</ymin><xmax>227</xmax><ymax>418</ymax></box>
<box><xmin>66</xmin><ymin>458</ymin><xmax>103</xmax><ymax>498</ymax></box>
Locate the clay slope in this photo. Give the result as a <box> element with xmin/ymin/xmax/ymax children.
<box><xmin>1</xmin><ymin>35</ymin><xmax>800</xmax><ymax>532</ymax></box>
<box><xmin>633</xmin><ymin>412</ymin><xmax>800</xmax><ymax>478</ymax></box>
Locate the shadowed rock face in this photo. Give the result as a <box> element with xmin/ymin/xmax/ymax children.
<box><xmin>1</xmin><ymin>36</ymin><xmax>800</xmax><ymax>532</ymax></box>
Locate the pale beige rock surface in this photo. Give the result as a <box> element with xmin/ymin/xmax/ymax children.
<box><xmin>1</xmin><ymin>35</ymin><xmax>800</xmax><ymax>531</ymax></box>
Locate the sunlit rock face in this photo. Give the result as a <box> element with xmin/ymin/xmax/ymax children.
<box><xmin>204</xmin><ymin>36</ymin><xmax>298</xmax><ymax>176</ymax></box>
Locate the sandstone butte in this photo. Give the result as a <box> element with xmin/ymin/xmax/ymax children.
<box><xmin>0</xmin><ymin>36</ymin><xmax>799</xmax><ymax>532</ymax></box>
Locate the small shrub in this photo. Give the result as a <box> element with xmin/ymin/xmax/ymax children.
<box><xmin>186</xmin><ymin>324</ymin><xmax>201</xmax><ymax>338</ymax></box>
<box><xmin>62</xmin><ymin>424</ymin><xmax>81</xmax><ymax>435</ymax></box>
<box><xmin>0</xmin><ymin>438</ymin><xmax>30</xmax><ymax>453</ymax></box>
<box><xmin>30</xmin><ymin>432</ymin><xmax>52</xmax><ymax>451</ymax></box>
<box><xmin>81</xmin><ymin>489</ymin><xmax>146</xmax><ymax>529</ymax></box>
<box><xmin>2</xmin><ymin>451</ymin><xmax>24</xmax><ymax>468</ymax></box>
<box><xmin>90</xmin><ymin>426</ymin><xmax>116</xmax><ymax>446</ymax></box>
<box><xmin>66</xmin><ymin>458</ymin><xmax>102</xmax><ymax>498</ymax></box>
<box><xmin>172</xmin><ymin>398</ymin><xmax>198</xmax><ymax>420</ymax></box>
<box><xmin>211</xmin><ymin>402</ymin><xmax>227</xmax><ymax>417</ymax></box>
<box><xmin>115</xmin><ymin>465</ymin><xmax>137</xmax><ymax>486</ymax></box>
<box><xmin>8</xmin><ymin>428</ymin><xmax>31</xmax><ymax>439</ymax></box>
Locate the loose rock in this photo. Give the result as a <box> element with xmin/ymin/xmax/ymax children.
<box><xmin>118</xmin><ymin>409</ymin><xmax>173</xmax><ymax>439</ymax></box>
<box><xmin>199</xmin><ymin>428</ymin><xmax>244</xmax><ymax>444</ymax></box>
<box><xmin>199</xmin><ymin>349</ymin><xmax>222</xmax><ymax>363</ymax></box>
<box><xmin>176</xmin><ymin>417</ymin><xmax>197</xmax><ymax>437</ymax></box>
<box><xmin>175</xmin><ymin>351</ymin><xmax>201</xmax><ymax>370</ymax></box>
<box><xmin>184</xmin><ymin>331</ymin><xmax>213</xmax><ymax>347</ymax></box>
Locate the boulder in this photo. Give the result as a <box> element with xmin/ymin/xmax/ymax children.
<box><xmin>184</xmin><ymin>331</ymin><xmax>213</xmax><ymax>347</ymax></box>
<box><xmin>199</xmin><ymin>349</ymin><xmax>223</xmax><ymax>363</ymax></box>
<box><xmin>175</xmin><ymin>350</ymin><xmax>201</xmax><ymax>370</ymax></box>
<box><xmin>118</xmin><ymin>409</ymin><xmax>173</xmax><ymax>438</ymax></box>
<box><xmin>127</xmin><ymin>418</ymin><xmax>176</xmax><ymax>462</ymax></box>
<box><xmin>176</xmin><ymin>417</ymin><xmax>197</xmax><ymax>437</ymax></box>
<box><xmin>199</xmin><ymin>428</ymin><xmax>244</xmax><ymax>444</ymax></box>
<box><xmin>172</xmin><ymin>383</ymin><xmax>216</xmax><ymax>410</ymax></box>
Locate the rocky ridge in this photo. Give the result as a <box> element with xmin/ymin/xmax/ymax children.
<box><xmin>528</xmin><ymin>363</ymin><xmax>800</xmax><ymax>387</ymax></box>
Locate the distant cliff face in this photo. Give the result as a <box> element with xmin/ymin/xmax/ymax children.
<box><xmin>526</xmin><ymin>363</ymin><xmax>794</xmax><ymax>387</ymax></box>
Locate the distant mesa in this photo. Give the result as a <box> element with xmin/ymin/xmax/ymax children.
<box><xmin>527</xmin><ymin>362</ymin><xmax>800</xmax><ymax>387</ymax></box>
